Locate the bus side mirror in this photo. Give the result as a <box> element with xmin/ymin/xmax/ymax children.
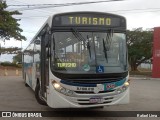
<box><xmin>46</xmin><ymin>48</ymin><xmax>51</xmax><ymax>58</ymax></box>
<box><xmin>34</xmin><ymin>40</ymin><xmax>40</xmax><ymax>45</ymax></box>
<box><xmin>45</xmin><ymin>34</ymin><xmax>51</xmax><ymax>47</ymax></box>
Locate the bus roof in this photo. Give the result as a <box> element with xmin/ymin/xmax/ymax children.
<box><xmin>23</xmin><ymin>11</ymin><xmax>126</xmax><ymax>51</ymax></box>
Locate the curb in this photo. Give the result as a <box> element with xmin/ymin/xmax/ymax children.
<box><xmin>130</xmin><ymin>77</ymin><xmax>160</xmax><ymax>80</ymax></box>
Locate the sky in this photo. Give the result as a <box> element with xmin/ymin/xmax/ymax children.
<box><xmin>1</xmin><ymin>0</ymin><xmax>160</xmax><ymax>62</ymax></box>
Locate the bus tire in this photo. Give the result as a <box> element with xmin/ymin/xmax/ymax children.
<box><xmin>92</xmin><ymin>106</ymin><xmax>104</xmax><ymax>109</ymax></box>
<box><xmin>24</xmin><ymin>73</ymin><xmax>29</xmax><ymax>87</ymax></box>
<box><xmin>97</xmin><ymin>106</ymin><xmax>104</xmax><ymax>108</ymax></box>
<box><xmin>25</xmin><ymin>83</ymin><xmax>29</xmax><ymax>87</ymax></box>
<box><xmin>35</xmin><ymin>83</ymin><xmax>47</xmax><ymax>106</ymax></box>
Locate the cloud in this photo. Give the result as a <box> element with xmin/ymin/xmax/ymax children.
<box><xmin>5</xmin><ymin>0</ymin><xmax>160</xmax><ymax>46</ymax></box>
<box><xmin>3</xmin><ymin>0</ymin><xmax>160</xmax><ymax>61</ymax></box>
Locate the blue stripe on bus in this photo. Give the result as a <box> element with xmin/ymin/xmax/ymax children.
<box><xmin>60</xmin><ymin>78</ymin><xmax>126</xmax><ymax>87</ymax></box>
<box><xmin>60</xmin><ymin>80</ymin><xmax>96</xmax><ymax>87</ymax></box>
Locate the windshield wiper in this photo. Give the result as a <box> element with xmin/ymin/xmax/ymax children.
<box><xmin>106</xmin><ymin>29</ymin><xmax>114</xmax><ymax>51</ymax></box>
<box><xmin>71</xmin><ymin>28</ymin><xmax>91</xmax><ymax>58</ymax></box>
<box><xmin>103</xmin><ymin>38</ymin><xmax>108</xmax><ymax>62</ymax></box>
<box><xmin>103</xmin><ymin>29</ymin><xmax>114</xmax><ymax>62</ymax></box>
<box><xmin>86</xmin><ymin>35</ymin><xmax>91</xmax><ymax>58</ymax></box>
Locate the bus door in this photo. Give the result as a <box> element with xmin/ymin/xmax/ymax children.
<box><xmin>40</xmin><ymin>33</ymin><xmax>50</xmax><ymax>99</ymax></box>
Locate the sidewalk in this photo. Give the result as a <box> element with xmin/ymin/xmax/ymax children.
<box><xmin>0</xmin><ymin>67</ymin><xmax>22</xmax><ymax>76</ymax></box>
<box><xmin>130</xmin><ymin>75</ymin><xmax>160</xmax><ymax>80</ymax></box>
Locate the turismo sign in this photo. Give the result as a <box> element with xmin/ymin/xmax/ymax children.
<box><xmin>52</xmin><ymin>13</ymin><xmax>125</xmax><ymax>27</ymax></box>
<box><xmin>67</xmin><ymin>16</ymin><xmax>111</xmax><ymax>26</ymax></box>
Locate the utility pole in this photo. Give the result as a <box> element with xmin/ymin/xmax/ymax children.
<box><xmin>0</xmin><ymin>43</ymin><xmax>1</xmax><ymax>56</ymax></box>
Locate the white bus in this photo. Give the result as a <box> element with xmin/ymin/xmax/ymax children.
<box><xmin>22</xmin><ymin>12</ymin><xmax>130</xmax><ymax>108</ymax></box>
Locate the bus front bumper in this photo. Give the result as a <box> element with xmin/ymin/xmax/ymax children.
<box><xmin>47</xmin><ymin>86</ymin><xmax>129</xmax><ymax>108</ymax></box>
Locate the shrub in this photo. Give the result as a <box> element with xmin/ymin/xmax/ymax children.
<box><xmin>0</xmin><ymin>62</ymin><xmax>22</xmax><ymax>68</ymax></box>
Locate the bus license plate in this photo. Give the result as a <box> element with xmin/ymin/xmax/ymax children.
<box><xmin>89</xmin><ymin>97</ymin><xmax>104</xmax><ymax>103</ymax></box>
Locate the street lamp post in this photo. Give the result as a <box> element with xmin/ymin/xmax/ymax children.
<box><xmin>21</xmin><ymin>40</ymin><xmax>23</xmax><ymax>63</ymax></box>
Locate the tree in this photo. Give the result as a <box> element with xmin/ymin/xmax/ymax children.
<box><xmin>0</xmin><ymin>47</ymin><xmax>21</xmax><ymax>54</ymax></box>
<box><xmin>127</xmin><ymin>28</ymin><xmax>153</xmax><ymax>71</ymax></box>
<box><xmin>0</xmin><ymin>0</ymin><xmax>26</xmax><ymax>41</ymax></box>
<box><xmin>12</xmin><ymin>53</ymin><xmax>22</xmax><ymax>63</ymax></box>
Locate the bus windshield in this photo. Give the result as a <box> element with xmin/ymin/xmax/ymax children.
<box><xmin>51</xmin><ymin>31</ymin><xmax>127</xmax><ymax>74</ymax></box>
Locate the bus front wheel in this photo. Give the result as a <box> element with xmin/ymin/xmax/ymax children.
<box><xmin>35</xmin><ymin>83</ymin><xmax>47</xmax><ymax>106</ymax></box>
<box><xmin>24</xmin><ymin>73</ymin><xmax>29</xmax><ymax>87</ymax></box>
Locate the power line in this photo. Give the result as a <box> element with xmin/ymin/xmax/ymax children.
<box><xmin>6</xmin><ymin>0</ymin><xmax>55</xmax><ymax>14</ymax></box>
<box><xmin>7</xmin><ymin>0</ymin><xmax>160</xmax><ymax>15</ymax></box>
<box><xmin>15</xmin><ymin>15</ymin><xmax>49</xmax><ymax>19</ymax></box>
<box><xmin>119</xmin><ymin>9</ymin><xmax>160</xmax><ymax>14</ymax></box>
<box><xmin>108</xmin><ymin>7</ymin><xmax>160</xmax><ymax>13</ymax></box>
<box><xmin>8</xmin><ymin>0</ymin><xmax>124</xmax><ymax>6</ymax></box>
<box><xmin>107</xmin><ymin>8</ymin><xmax>160</xmax><ymax>15</ymax></box>
<box><xmin>22</xmin><ymin>31</ymin><xmax>37</xmax><ymax>33</ymax></box>
<box><xmin>8</xmin><ymin>4</ymin><xmax>56</xmax><ymax>6</ymax></box>
<box><xmin>13</xmin><ymin>8</ymin><xmax>160</xmax><ymax>19</ymax></box>
<box><xmin>7</xmin><ymin>0</ymin><xmax>160</xmax><ymax>20</ymax></box>
<box><xmin>7</xmin><ymin>0</ymin><xmax>125</xmax><ymax>11</ymax></box>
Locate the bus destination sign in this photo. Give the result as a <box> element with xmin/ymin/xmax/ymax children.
<box><xmin>53</xmin><ymin>13</ymin><xmax>126</xmax><ymax>27</ymax></box>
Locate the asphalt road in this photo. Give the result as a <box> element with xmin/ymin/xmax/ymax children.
<box><xmin>0</xmin><ymin>76</ymin><xmax>160</xmax><ymax>120</ymax></box>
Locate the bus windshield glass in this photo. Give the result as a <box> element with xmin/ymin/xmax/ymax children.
<box><xmin>51</xmin><ymin>31</ymin><xmax>127</xmax><ymax>74</ymax></box>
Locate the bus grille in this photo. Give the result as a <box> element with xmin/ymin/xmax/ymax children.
<box><xmin>75</xmin><ymin>90</ymin><xmax>114</xmax><ymax>94</ymax></box>
<box><xmin>78</xmin><ymin>101</ymin><xmax>112</xmax><ymax>105</ymax></box>
<box><xmin>68</xmin><ymin>90</ymin><xmax>125</xmax><ymax>106</ymax></box>
<box><xmin>64</xmin><ymin>77</ymin><xmax>123</xmax><ymax>84</ymax></box>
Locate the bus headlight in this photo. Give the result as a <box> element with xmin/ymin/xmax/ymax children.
<box><xmin>116</xmin><ymin>81</ymin><xmax>130</xmax><ymax>94</ymax></box>
<box><xmin>66</xmin><ymin>90</ymin><xmax>74</xmax><ymax>96</ymax></box>
<box><xmin>116</xmin><ymin>88</ymin><xmax>123</xmax><ymax>94</ymax></box>
<box><xmin>52</xmin><ymin>81</ymin><xmax>74</xmax><ymax>96</ymax></box>
<box><xmin>124</xmin><ymin>81</ymin><xmax>129</xmax><ymax>86</ymax></box>
<box><xmin>52</xmin><ymin>81</ymin><xmax>61</xmax><ymax>90</ymax></box>
<box><xmin>53</xmin><ymin>83</ymin><xmax>61</xmax><ymax>89</ymax></box>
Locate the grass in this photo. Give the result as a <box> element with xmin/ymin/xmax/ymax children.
<box><xmin>129</xmin><ymin>67</ymin><xmax>152</xmax><ymax>77</ymax></box>
<box><xmin>0</xmin><ymin>62</ymin><xmax>22</xmax><ymax>68</ymax></box>
<box><xmin>129</xmin><ymin>71</ymin><xmax>152</xmax><ymax>76</ymax></box>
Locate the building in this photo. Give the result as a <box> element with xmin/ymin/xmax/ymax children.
<box><xmin>152</xmin><ymin>27</ymin><xmax>160</xmax><ymax>78</ymax></box>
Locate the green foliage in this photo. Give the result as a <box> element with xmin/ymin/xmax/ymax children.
<box><xmin>127</xmin><ymin>28</ymin><xmax>153</xmax><ymax>71</ymax></box>
<box><xmin>0</xmin><ymin>62</ymin><xmax>21</xmax><ymax>68</ymax></box>
<box><xmin>12</xmin><ymin>53</ymin><xmax>22</xmax><ymax>63</ymax></box>
<box><xmin>0</xmin><ymin>47</ymin><xmax>21</xmax><ymax>54</ymax></box>
<box><xmin>0</xmin><ymin>1</ymin><xmax>26</xmax><ymax>41</ymax></box>
<box><xmin>129</xmin><ymin>71</ymin><xmax>152</xmax><ymax>76</ymax></box>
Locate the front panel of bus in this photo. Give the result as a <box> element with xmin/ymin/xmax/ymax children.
<box><xmin>47</xmin><ymin>12</ymin><xmax>129</xmax><ymax>108</ymax></box>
